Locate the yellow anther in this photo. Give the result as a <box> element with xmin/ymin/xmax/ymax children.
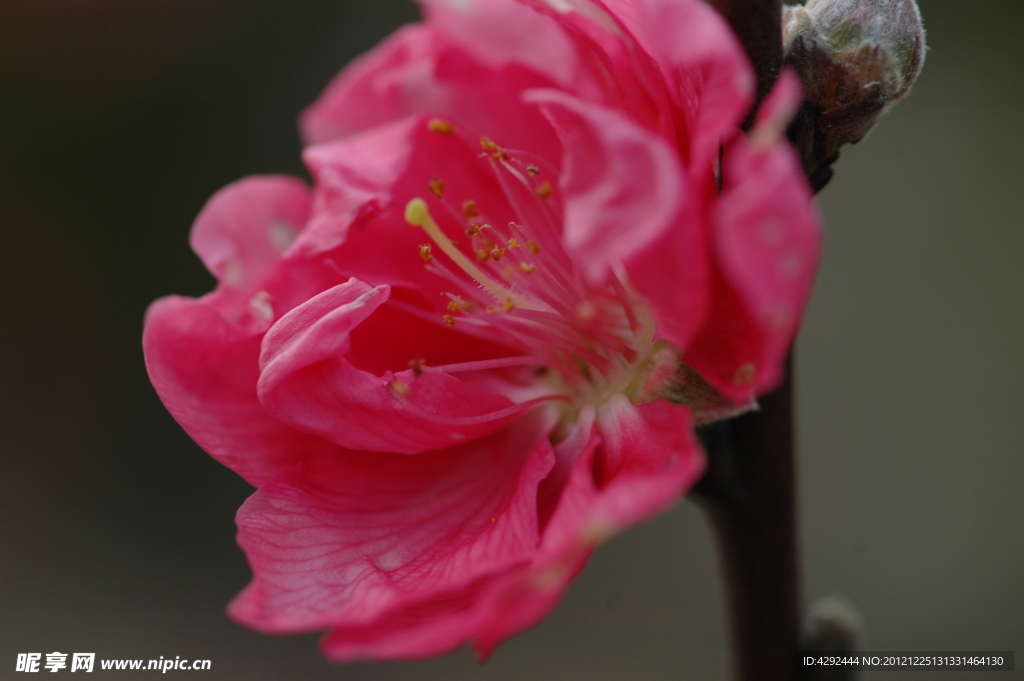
<box><xmin>525</xmin><ymin>164</ymin><xmax>539</xmax><ymax>176</ymax></box>
<box><xmin>404</xmin><ymin>198</ymin><xmax>514</xmax><ymax>304</ymax></box>
<box><xmin>503</xmin><ymin>298</ymin><xmax>516</xmax><ymax>313</ymax></box>
<box><xmin>408</xmin><ymin>359</ymin><xmax>425</xmax><ymax>377</ymax></box>
<box><xmin>391</xmin><ymin>380</ymin><xmax>412</xmax><ymax>396</ymax></box>
<box><xmin>428</xmin><ymin>118</ymin><xmax>454</xmax><ymax>135</ymax></box>
<box><xmin>507</xmin><ymin>237</ymin><xmax>521</xmax><ymax>249</ymax></box>
<box><xmin>428</xmin><ymin>177</ymin><xmax>446</xmax><ymax>198</ymax></box>
<box><xmin>476</xmin><ymin>247</ymin><xmax>490</xmax><ymax>262</ymax></box>
<box><xmin>443</xmin><ymin>315</ymin><xmax>456</xmax><ymax>326</ymax></box>
<box><xmin>462</xmin><ymin>200</ymin><xmax>481</xmax><ymax>218</ymax></box>
<box><xmin>535</xmin><ymin>181</ymin><xmax>553</xmax><ymax>199</ymax></box>
<box><xmin>480</xmin><ymin>136</ymin><xmax>498</xmax><ymax>151</ymax></box>
<box><xmin>518</xmin><ymin>262</ymin><xmax>535</xmax><ymax>274</ymax></box>
<box><xmin>732</xmin><ymin>363</ymin><xmax>756</xmax><ymax>386</ymax></box>
<box><xmin>490</xmin><ymin>247</ymin><xmax>505</xmax><ymax>261</ymax></box>
<box><xmin>418</xmin><ymin>244</ymin><xmax>433</xmax><ymax>263</ymax></box>
<box><xmin>527</xmin><ymin>240</ymin><xmax>541</xmax><ymax>254</ymax></box>
<box><xmin>466</xmin><ymin>224</ymin><xmax>482</xmax><ymax>237</ymax></box>
<box><xmin>447</xmin><ymin>300</ymin><xmax>463</xmax><ymax>313</ymax></box>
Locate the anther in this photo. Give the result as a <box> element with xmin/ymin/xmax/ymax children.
<box><xmin>466</xmin><ymin>224</ymin><xmax>482</xmax><ymax>237</ymax></box>
<box><xmin>535</xmin><ymin>181</ymin><xmax>553</xmax><ymax>199</ymax></box>
<box><xmin>462</xmin><ymin>200</ymin><xmax>481</xmax><ymax>218</ymax></box>
<box><xmin>476</xmin><ymin>247</ymin><xmax>490</xmax><ymax>262</ymax></box>
<box><xmin>443</xmin><ymin>315</ymin><xmax>456</xmax><ymax>326</ymax></box>
<box><xmin>518</xmin><ymin>262</ymin><xmax>535</xmax><ymax>274</ymax></box>
<box><xmin>428</xmin><ymin>119</ymin><xmax>454</xmax><ymax>135</ymax></box>
<box><xmin>490</xmin><ymin>247</ymin><xmax>505</xmax><ymax>261</ymax></box>
<box><xmin>732</xmin><ymin>363</ymin><xmax>756</xmax><ymax>386</ymax></box>
<box><xmin>447</xmin><ymin>300</ymin><xmax>463</xmax><ymax>313</ymax></box>
<box><xmin>525</xmin><ymin>164</ymin><xmax>539</xmax><ymax>176</ymax></box>
<box><xmin>428</xmin><ymin>177</ymin><xmax>446</xmax><ymax>198</ymax></box>
<box><xmin>527</xmin><ymin>240</ymin><xmax>541</xmax><ymax>254</ymax></box>
<box><xmin>408</xmin><ymin>359</ymin><xmax>425</xmax><ymax>377</ymax></box>
<box><xmin>503</xmin><ymin>298</ymin><xmax>516</xmax><ymax>313</ymax></box>
<box><xmin>507</xmin><ymin>237</ymin><xmax>521</xmax><ymax>249</ymax></box>
<box><xmin>418</xmin><ymin>244</ymin><xmax>433</xmax><ymax>262</ymax></box>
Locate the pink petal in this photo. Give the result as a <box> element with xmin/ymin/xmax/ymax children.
<box><xmin>257</xmin><ymin>280</ymin><xmax>539</xmax><ymax>453</ymax></box>
<box><xmin>602</xmin><ymin>0</ymin><xmax>754</xmax><ymax>173</ymax></box>
<box><xmin>300</xmin><ymin>17</ymin><xmax>560</xmax><ymax>154</ymax></box>
<box><xmin>685</xmin><ymin>98</ymin><xmax>820</xmax><ymax>400</ymax></box>
<box><xmin>300</xmin><ymin>25</ymin><xmax>450</xmax><ymax>145</ymax></box>
<box><xmin>421</xmin><ymin>0</ymin><xmax>579</xmax><ymax>90</ymax></box>
<box><xmin>142</xmin><ymin>295</ymin><xmax>337</xmax><ymax>487</ymax></box>
<box><xmin>529</xmin><ymin>89</ymin><xmax>708</xmax><ymax>350</ymax></box>
<box><xmin>475</xmin><ymin>397</ymin><xmax>703</xmax><ymax>658</ymax></box>
<box><xmin>189</xmin><ymin>175</ymin><xmax>311</xmax><ymax>316</ymax></box>
<box><xmin>228</xmin><ymin>413</ymin><xmax>555</xmax><ymax>639</ymax></box>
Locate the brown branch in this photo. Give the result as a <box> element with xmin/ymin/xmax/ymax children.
<box><xmin>694</xmin><ymin>4</ymin><xmax>801</xmax><ymax>681</ymax></box>
<box><xmin>710</xmin><ymin>0</ymin><xmax>783</xmax><ymax>112</ymax></box>
<box><xmin>693</xmin><ymin>363</ymin><xmax>800</xmax><ymax>681</ymax></box>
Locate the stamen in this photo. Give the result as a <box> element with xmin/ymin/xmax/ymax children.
<box><xmin>525</xmin><ymin>164</ymin><xmax>539</xmax><ymax>176</ymax></box>
<box><xmin>527</xmin><ymin>240</ymin><xmax>542</xmax><ymax>255</ymax></box>
<box><xmin>428</xmin><ymin>177</ymin><xmax>446</xmax><ymax>198</ymax></box>
<box><xmin>447</xmin><ymin>301</ymin><xmax>463</xmax><ymax>313</ymax></box>
<box><xmin>462</xmin><ymin>200</ymin><xmax>481</xmax><ymax>218</ymax></box>
<box><xmin>518</xmin><ymin>262</ymin><xmax>535</xmax><ymax>274</ymax></box>
<box><xmin>443</xmin><ymin>314</ymin><xmax>456</xmax><ymax>326</ymax></box>
<box><xmin>405</xmin><ymin>198</ymin><xmax>520</xmax><ymax>305</ymax></box>
<box><xmin>428</xmin><ymin>119</ymin><xmax>454</xmax><ymax>135</ymax></box>
<box><xmin>535</xmin><ymin>181</ymin><xmax>553</xmax><ymax>199</ymax></box>
<box><xmin>408</xmin><ymin>359</ymin><xmax>425</xmax><ymax>377</ymax></box>
<box><xmin>418</xmin><ymin>244</ymin><xmax>433</xmax><ymax>262</ymax></box>
<box><xmin>431</xmin><ymin>356</ymin><xmax>538</xmax><ymax>373</ymax></box>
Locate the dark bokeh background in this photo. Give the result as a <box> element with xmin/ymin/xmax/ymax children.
<box><xmin>1</xmin><ymin>0</ymin><xmax>1020</xmax><ymax>678</ymax></box>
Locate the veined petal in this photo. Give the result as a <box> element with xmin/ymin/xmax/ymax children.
<box><xmin>143</xmin><ymin>295</ymin><xmax>337</xmax><ymax>487</ymax></box>
<box><xmin>257</xmin><ymin>280</ymin><xmax>537</xmax><ymax>453</ymax></box>
<box><xmin>474</xmin><ymin>396</ymin><xmax>703</xmax><ymax>658</ymax></box>
<box><xmin>228</xmin><ymin>413</ymin><xmax>555</xmax><ymax>638</ymax></box>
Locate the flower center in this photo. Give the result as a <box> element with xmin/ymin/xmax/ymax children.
<box><xmin>402</xmin><ymin>126</ymin><xmax>679</xmax><ymax>411</ymax></box>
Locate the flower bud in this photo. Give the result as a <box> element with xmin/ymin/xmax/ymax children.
<box><xmin>783</xmin><ymin>0</ymin><xmax>926</xmax><ymax>190</ymax></box>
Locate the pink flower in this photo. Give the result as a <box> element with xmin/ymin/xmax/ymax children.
<box><xmin>143</xmin><ymin>0</ymin><xmax>819</xmax><ymax>662</ymax></box>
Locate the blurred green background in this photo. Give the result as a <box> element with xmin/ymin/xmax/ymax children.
<box><xmin>0</xmin><ymin>0</ymin><xmax>1020</xmax><ymax>679</ymax></box>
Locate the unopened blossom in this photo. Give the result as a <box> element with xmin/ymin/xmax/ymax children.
<box><xmin>144</xmin><ymin>0</ymin><xmax>820</xmax><ymax>662</ymax></box>
<box><xmin>784</xmin><ymin>0</ymin><xmax>927</xmax><ymax>185</ymax></box>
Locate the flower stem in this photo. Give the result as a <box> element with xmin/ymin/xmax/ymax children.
<box><xmin>710</xmin><ymin>0</ymin><xmax>784</xmax><ymax>109</ymax></box>
<box><xmin>693</xmin><ymin>362</ymin><xmax>800</xmax><ymax>681</ymax></box>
